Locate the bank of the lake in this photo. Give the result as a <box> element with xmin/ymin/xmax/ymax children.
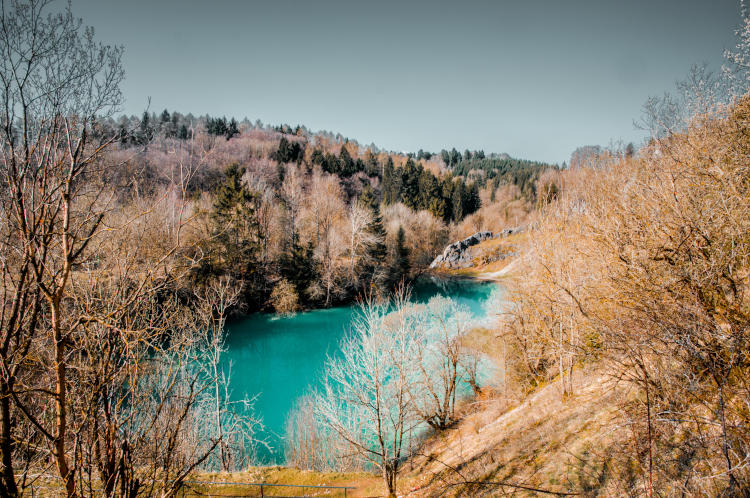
<box><xmin>222</xmin><ymin>276</ymin><xmax>502</xmax><ymax>464</ymax></box>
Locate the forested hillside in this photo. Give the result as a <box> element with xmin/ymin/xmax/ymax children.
<box><xmin>443</xmin><ymin>150</ymin><xmax>553</xmax><ymax>202</ymax></box>
<box><xmin>91</xmin><ymin>111</ymin><xmax>552</xmax><ymax>313</ymax></box>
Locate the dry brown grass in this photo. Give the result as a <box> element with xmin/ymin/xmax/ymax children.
<box><xmin>398</xmin><ymin>365</ymin><xmax>627</xmax><ymax>497</ymax></box>
<box><xmin>189</xmin><ymin>467</ymin><xmax>381</xmax><ymax>497</ymax></box>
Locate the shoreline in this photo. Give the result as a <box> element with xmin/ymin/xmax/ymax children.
<box><xmin>428</xmin><ymin>257</ymin><xmax>519</xmax><ymax>283</ymax></box>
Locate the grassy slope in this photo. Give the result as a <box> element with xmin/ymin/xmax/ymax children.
<box><xmin>398</xmin><ymin>365</ymin><xmax>625</xmax><ymax>497</ymax></box>
<box><xmin>404</xmin><ymin>240</ymin><xmax>628</xmax><ymax>496</ymax></box>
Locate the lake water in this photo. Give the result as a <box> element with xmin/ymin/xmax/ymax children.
<box><xmin>223</xmin><ymin>276</ymin><xmax>501</xmax><ymax>464</ymax></box>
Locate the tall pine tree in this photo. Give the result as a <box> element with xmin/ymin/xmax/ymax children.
<box><xmin>339</xmin><ymin>146</ymin><xmax>355</xmax><ymax>176</ymax></box>
<box><xmin>388</xmin><ymin>225</ymin><xmax>411</xmax><ymax>288</ymax></box>
<box><xmin>209</xmin><ymin>163</ymin><xmax>264</xmax><ymax>307</ymax></box>
<box><xmin>278</xmin><ymin>239</ymin><xmax>317</xmax><ymax>305</ymax></box>
<box><xmin>382</xmin><ymin>157</ymin><xmax>397</xmax><ymax>204</ymax></box>
<box><xmin>358</xmin><ymin>186</ymin><xmax>388</xmax><ymax>290</ymax></box>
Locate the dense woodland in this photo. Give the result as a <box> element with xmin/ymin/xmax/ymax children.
<box><xmin>91</xmin><ymin>108</ymin><xmax>551</xmax><ymax>314</ymax></box>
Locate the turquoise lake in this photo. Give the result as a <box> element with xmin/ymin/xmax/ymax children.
<box><xmin>222</xmin><ymin>277</ymin><xmax>501</xmax><ymax>464</ymax></box>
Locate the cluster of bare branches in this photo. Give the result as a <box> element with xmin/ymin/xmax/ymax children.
<box><xmin>503</xmin><ymin>88</ymin><xmax>750</xmax><ymax>494</ymax></box>
<box><xmin>285</xmin><ymin>288</ymin><xmax>482</xmax><ymax>497</ymax></box>
<box><xmin>0</xmin><ymin>1</ymin><xmax>259</xmax><ymax>496</ymax></box>
<box><xmin>639</xmin><ymin>5</ymin><xmax>750</xmax><ymax>140</ymax></box>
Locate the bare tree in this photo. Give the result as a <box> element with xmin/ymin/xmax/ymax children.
<box><xmin>303</xmin><ymin>168</ymin><xmax>345</xmax><ymax>306</ymax></box>
<box><xmin>280</xmin><ymin>163</ymin><xmax>305</xmax><ymax>245</ymax></box>
<box><xmin>345</xmin><ymin>203</ymin><xmax>374</xmax><ymax>287</ymax></box>
<box><xmin>195</xmin><ymin>277</ymin><xmax>243</xmax><ymax>472</ymax></box>
<box><xmin>0</xmin><ymin>0</ymin><xmax>124</xmax><ymax>494</ymax></box>
<box><xmin>0</xmin><ymin>2</ymin><xmax>259</xmax><ymax>495</ymax></box>
<box><xmin>504</xmin><ymin>89</ymin><xmax>750</xmax><ymax>493</ymax></box>
<box><xmin>411</xmin><ymin>296</ymin><xmax>476</xmax><ymax>430</ymax></box>
<box><xmin>315</xmin><ymin>289</ymin><xmax>421</xmax><ymax>497</ymax></box>
<box><xmin>640</xmin><ymin>0</ymin><xmax>750</xmax><ymax>141</ymax></box>
<box><xmin>724</xmin><ymin>2</ymin><xmax>750</xmax><ymax>95</ymax></box>
<box><xmin>284</xmin><ymin>392</ymin><xmax>359</xmax><ymax>472</ymax></box>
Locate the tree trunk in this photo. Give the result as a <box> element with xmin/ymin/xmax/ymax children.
<box><xmin>52</xmin><ymin>300</ymin><xmax>76</xmax><ymax>498</ymax></box>
<box><xmin>0</xmin><ymin>385</ymin><xmax>18</xmax><ymax>496</ymax></box>
<box><xmin>213</xmin><ymin>355</ymin><xmax>228</xmax><ymax>471</ymax></box>
<box><xmin>384</xmin><ymin>463</ymin><xmax>397</xmax><ymax>498</ymax></box>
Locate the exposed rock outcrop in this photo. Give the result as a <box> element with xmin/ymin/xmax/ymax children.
<box><xmin>429</xmin><ymin>231</ymin><xmax>493</xmax><ymax>269</ymax></box>
<box><xmin>494</xmin><ymin>225</ymin><xmax>524</xmax><ymax>239</ymax></box>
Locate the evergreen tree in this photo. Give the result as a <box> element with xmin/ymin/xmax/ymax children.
<box><xmin>440</xmin><ymin>177</ymin><xmax>455</xmax><ymax>222</ymax></box>
<box><xmin>178</xmin><ymin>124</ymin><xmax>190</xmax><ymax>140</ymax></box>
<box><xmin>382</xmin><ymin>158</ymin><xmax>398</xmax><ymax>204</ymax></box>
<box><xmin>449</xmin><ymin>148</ymin><xmax>461</xmax><ymax>166</ymax></box>
<box><xmin>311</xmin><ymin>147</ymin><xmax>325</xmax><ymax>166</ymax></box>
<box><xmin>364</xmin><ymin>150</ymin><xmax>380</xmax><ymax>177</ymax></box>
<box><xmin>273</xmin><ymin>137</ymin><xmax>304</xmax><ymax>163</ymax></box>
<box><xmin>625</xmin><ymin>142</ymin><xmax>635</xmax><ymax>158</ymax></box>
<box><xmin>138</xmin><ymin>111</ymin><xmax>153</xmax><ymax>146</ymax></box>
<box><xmin>418</xmin><ymin>169</ymin><xmax>441</xmax><ymax>212</ymax></box>
<box><xmin>354</xmin><ymin>158</ymin><xmax>365</xmax><ymax>174</ymax></box>
<box><xmin>367</xmin><ymin>207</ymin><xmax>387</xmax><ymax>265</ymax></box>
<box><xmin>449</xmin><ymin>155</ymin><xmax>555</xmax><ymax>203</ymax></box>
<box><xmin>117</xmin><ymin>123</ymin><xmax>129</xmax><ymax>146</ymax></box>
<box><xmin>339</xmin><ymin>146</ymin><xmax>355</xmax><ymax>176</ymax></box>
<box><xmin>278</xmin><ymin>239</ymin><xmax>317</xmax><ymax>304</ymax></box>
<box><xmin>451</xmin><ymin>181</ymin><xmax>465</xmax><ymax>221</ymax></box>
<box><xmin>358</xmin><ymin>186</ymin><xmax>388</xmax><ymax>288</ymax></box>
<box><xmin>466</xmin><ymin>182</ymin><xmax>481</xmax><ymax>215</ymax></box>
<box><xmin>207</xmin><ymin>116</ymin><xmax>228</xmax><ymax>137</ymax></box>
<box><xmin>275</xmin><ymin>137</ymin><xmax>290</xmax><ymax>162</ymax></box>
<box><xmin>359</xmin><ymin>184</ymin><xmax>378</xmax><ymax>211</ymax></box>
<box><xmin>160</xmin><ymin>109</ymin><xmax>177</xmax><ymax>138</ymax></box>
<box><xmin>227</xmin><ymin>118</ymin><xmax>239</xmax><ymax>139</ymax></box>
<box><xmin>322</xmin><ymin>152</ymin><xmax>341</xmax><ymax>174</ymax></box>
<box><xmin>390</xmin><ymin>225</ymin><xmax>411</xmax><ymax>284</ymax></box>
<box><xmin>210</xmin><ymin>163</ymin><xmax>264</xmax><ymax>306</ymax></box>
<box><xmin>400</xmin><ymin>158</ymin><xmax>420</xmax><ymax>209</ymax></box>
<box><xmin>427</xmin><ymin>197</ymin><xmax>447</xmax><ymax>220</ymax></box>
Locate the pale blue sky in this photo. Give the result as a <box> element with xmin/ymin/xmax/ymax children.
<box><xmin>75</xmin><ymin>0</ymin><xmax>742</xmax><ymax>163</ymax></box>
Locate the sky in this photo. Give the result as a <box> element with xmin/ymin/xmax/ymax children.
<box><xmin>74</xmin><ymin>0</ymin><xmax>743</xmax><ymax>164</ymax></box>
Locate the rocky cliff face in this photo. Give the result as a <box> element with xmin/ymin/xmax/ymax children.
<box><xmin>429</xmin><ymin>231</ymin><xmax>493</xmax><ymax>269</ymax></box>
<box><xmin>429</xmin><ymin>226</ymin><xmax>525</xmax><ymax>270</ymax></box>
